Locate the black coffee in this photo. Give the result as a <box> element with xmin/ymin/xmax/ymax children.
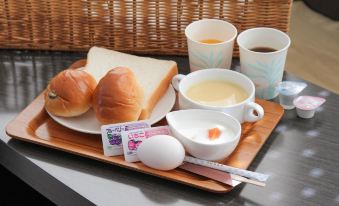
<box><xmin>250</xmin><ymin>47</ymin><xmax>277</xmax><ymax>53</ymax></box>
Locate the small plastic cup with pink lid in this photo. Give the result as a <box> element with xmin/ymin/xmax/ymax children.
<box><xmin>293</xmin><ymin>96</ymin><xmax>326</xmax><ymax>118</ymax></box>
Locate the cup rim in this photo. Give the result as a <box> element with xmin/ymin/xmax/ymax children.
<box><xmin>185</xmin><ymin>19</ymin><xmax>238</xmax><ymax>46</ymax></box>
<box><xmin>166</xmin><ymin>109</ymin><xmax>241</xmax><ymax>146</ymax></box>
<box><xmin>178</xmin><ymin>68</ymin><xmax>255</xmax><ymax>108</ymax></box>
<box><xmin>236</xmin><ymin>27</ymin><xmax>291</xmax><ymax>55</ymax></box>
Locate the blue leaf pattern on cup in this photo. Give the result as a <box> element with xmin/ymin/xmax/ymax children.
<box><xmin>190</xmin><ymin>49</ymin><xmax>225</xmax><ymax>70</ymax></box>
<box><xmin>245</xmin><ymin>58</ymin><xmax>284</xmax><ymax>99</ymax></box>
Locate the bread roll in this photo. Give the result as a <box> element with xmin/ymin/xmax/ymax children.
<box><xmin>92</xmin><ymin>67</ymin><xmax>144</xmax><ymax>124</ymax></box>
<box><xmin>44</xmin><ymin>69</ymin><xmax>97</xmax><ymax>117</ymax></box>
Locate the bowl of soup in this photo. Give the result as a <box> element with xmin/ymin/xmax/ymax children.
<box><xmin>166</xmin><ymin>109</ymin><xmax>241</xmax><ymax>161</ymax></box>
<box><xmin>171</xmin><ymin>69</ymin><xmax>264</xmax><ymax>123</ymax></box>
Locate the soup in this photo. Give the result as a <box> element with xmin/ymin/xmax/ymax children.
<box><xmin>186</xmin><ymin>80</ymin><xmax>248</xmax><ymax>106</ymax></box>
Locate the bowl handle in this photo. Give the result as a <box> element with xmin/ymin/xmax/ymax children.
<box><xmin>171</xmin><ymin>74</ymin><xmax>186</xmax><ymax>91</ymax></box>
<box><xmin>244</xmin><ymin>102</ymin><xmax>264</xmax><ymax>122</ymax></box>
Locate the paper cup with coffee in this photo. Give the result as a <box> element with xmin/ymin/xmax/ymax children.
<box><xmin>237</xmin><ymin>27</ymin><xmax>291</xmax><ymax>99</ymax></box>
<box><xmin>185</xmin><ymin>19</ymin><xmax>237</xmax><ymax>72</ymax></box>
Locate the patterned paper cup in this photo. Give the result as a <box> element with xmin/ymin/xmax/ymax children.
<box><xmin>237</xmin><ymin>27</ymin><xmax>291</xmax><ymax>100</ymax></box>
<box><xmin>185</xmin><ymin>19</ymin><xmax>237</xmax><ymax>72</ymax></box>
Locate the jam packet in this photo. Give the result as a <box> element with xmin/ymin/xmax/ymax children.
<box><xmin>101</xmin><ymin>121</ymin><xmax>150</xmax><ymax>156</ymax></box>
<box><xmin>276</xmin><ymin>81</ymin><xmax>307</xmax><ymax>109</ymax></box>
<box><xmin>121</xmin><ymin>126</ymin><xmax>171</xmax><ymax>162</ymax></box>
<box><xmin>293</xmin><ymin>96</ymin><xmax>326</xmax><ymax>118</ymax></box>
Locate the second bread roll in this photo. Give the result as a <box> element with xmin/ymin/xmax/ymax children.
<box><xmin>92</xmin><ymin>67</ymin><xmax>144</xmax><ymax>124</ymax></box>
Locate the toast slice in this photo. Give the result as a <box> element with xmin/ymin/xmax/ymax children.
<box><xmin>84</xmin><ymin>47</ymin><xmax>178</xmax><ymax>120</ymax></box>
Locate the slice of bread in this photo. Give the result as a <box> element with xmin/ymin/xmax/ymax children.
<box><xmin>85</xmin><ymin>46</ymin><xmax>178</xmax><ymax>120</ymax></box>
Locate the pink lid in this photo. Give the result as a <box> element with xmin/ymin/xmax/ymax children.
<box><xmin>293</xmin><ymin>96</ymin><xmax>326</xmax><ymax>110</ymax></box>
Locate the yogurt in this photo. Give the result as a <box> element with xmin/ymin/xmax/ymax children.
<box><xmin>180</xmin><ymin>124</ymin><xmax>235</xmax><ymax>144</ymax></box>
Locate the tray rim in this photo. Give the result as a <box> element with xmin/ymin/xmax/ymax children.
<box><xmin>6</xmin><ymin>93</ymin><xmax>284</xmax><ymax>193</ymax></box>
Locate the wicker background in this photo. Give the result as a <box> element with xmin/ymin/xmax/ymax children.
<box><xmin>0</xmin><ymin>0</ymin><xmax>292</xmax><ymax>56</ymax></box>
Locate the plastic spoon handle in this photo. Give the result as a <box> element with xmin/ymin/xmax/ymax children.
<box><xmin>184</xmin><ymin>156</ymin><xmax>269</xmax><ymax>182</ymax></box>
<box><xmin>230</xmin><ymin>174</ymin><xmax>266</xmax><ymax>187</ymax></box>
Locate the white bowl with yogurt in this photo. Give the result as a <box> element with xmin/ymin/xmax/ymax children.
<box><xmin>166</xmin><ymin>109</ymin><xmax>241</xmax><ymax>161</ymax></box>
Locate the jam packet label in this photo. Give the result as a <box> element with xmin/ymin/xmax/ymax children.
<box><xmin>276</xmin><ymin>81</ymin><xmax>307</xmax><ymax>96</ymax></box>
<box><xmin>101</xmin><ymin>121</ymin><xmax>150</xmax><ymax>156</ymax></box>
<box><xmin>121</xmin><ymin>126</ymin><xmax>171</xmax><ymax>162</ymax></box>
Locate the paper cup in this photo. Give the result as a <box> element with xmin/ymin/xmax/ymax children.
<box><xmin>185</xmin><ymin>19</ymin><xmax>237</xmax><ymax>72</ymax></box>
<box><xmin>237</xmin><ymin>27</ymin><xmax>291</xmax><ymax>99</ymax></box>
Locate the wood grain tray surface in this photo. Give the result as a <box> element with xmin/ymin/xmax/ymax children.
<box><xmin>6</xmin><ymin>90</ymin><xmax>284</xmax><ymax>193</ymax></box>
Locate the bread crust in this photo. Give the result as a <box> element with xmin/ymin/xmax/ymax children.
<box><xmin>138</xmin><ymin>64</ymin><xmax>178</xmax><ymax>120</ymax></box>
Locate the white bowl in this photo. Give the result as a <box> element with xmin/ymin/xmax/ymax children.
<box><xmin>166</xmin><ymin>109</ymin><xmax>241</xmax><ymax>161</ymax></box>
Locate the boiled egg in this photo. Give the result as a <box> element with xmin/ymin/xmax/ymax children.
<box><xmin>137</xmin><ymin>135</ymin><xmax>185</xmax><ymax>171</ymax></box>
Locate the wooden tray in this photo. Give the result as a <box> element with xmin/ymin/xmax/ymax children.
<box><xmin>6</xmin><ymin>92</ymin><xmax>284</xmax><ymax>193</ymax></box>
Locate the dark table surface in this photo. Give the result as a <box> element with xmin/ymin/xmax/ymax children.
<box><xmin>1</xmin><ymin>50</ymin><xmax>338</xmax><ymax>206</ymax></box>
